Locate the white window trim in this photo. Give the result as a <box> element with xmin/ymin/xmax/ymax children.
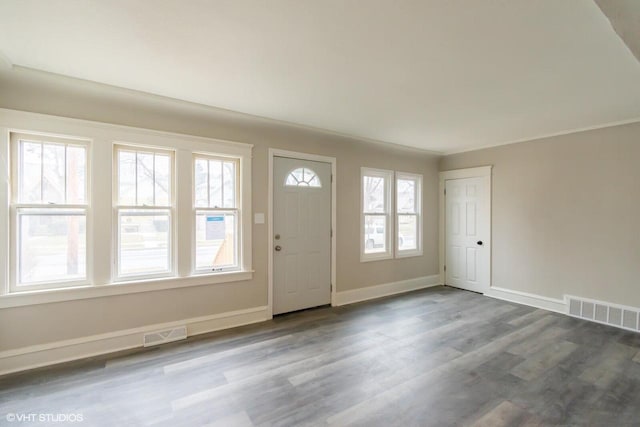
<box><xmin>9</xmin><ymin>132</ymin><xmax>92</xmax><ymax>292</ymax></box>
<box><xmin>360</xmin><ymin>167</ymin><xmax>394</xmax><ymax>262</ymax></box>
<box><xmin>0</xmin><ymin>108</ymin><xmax>253</xmax><ymax>308</ymax></box>
<box><xmin>192</xmin><ymin>153</ymin><xmax>242</xmax><ymax>275</ymax></box>
<box><xmin>0</xmin><ymin>272</ymin><xmax>255</xmax><ymax>309</ymax></box>
<box><xmin>113</xmin><ymin>143</ymin><xmax>176</xmax><ymax>282</ymax></box>
<box><xmin>360</xmin><ymin>168</ymin><xmax>424</xmax><ymax>262</ymax></box>
<box><xmin>395</xmin><ymin>172</ymin><xmax>423</xmax><ymax>258</ymax></box>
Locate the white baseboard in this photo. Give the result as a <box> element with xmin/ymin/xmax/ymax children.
<box><xmin>334</xmin><ymin>275</ymin><xmax>441</xmax><ymax>306</ymax></box>
<box><xmin>0</xmin><ymin>306</ymin><xmax>269</xmax><ymax>376</ymax></box>
<box><xmin>485</xmin><ymin>286</ymin><xmax>565</xmax><ymax>313</ymax></box>
<box><xmin>0</xmin><ymin>283</ymin><xmax>582</xmax><ymax>376</ymax></box>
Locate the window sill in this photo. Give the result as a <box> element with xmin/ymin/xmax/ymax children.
<box><xmin>360</xmin><ymin>250</ymin><xmax>423</xmax><ymax>263</ymax></box>
<box><xmin>360</xmin><ymin>253</ymin><xmax>394</xmax><ymax>263</ymax></box>
<box><xmin>395</xmin><ymin>250</ymin><xmax>424</xmax><ymax>259</ymax></box>
<box><xmin>0</xmin><ymin>270</ymin><xmax>254</xmax><ymax>309</ymax></box>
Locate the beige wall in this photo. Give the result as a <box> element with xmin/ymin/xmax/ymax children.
<box><xmin>441</xmin><ymin>122</ymin><xmax>640</xmax><ymax>307</ymax></box>
<box><xmin>0</xmin><ymin>68</ymin><xmax>440</xmax><ymax>351</ymax></box>
<box><xmin>7</xmin><ymin>64</ymin><xmax>637</xmax><ymax>357</ymax></box>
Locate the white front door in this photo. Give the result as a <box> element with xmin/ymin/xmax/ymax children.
<box><xmin>445</xmin><ymin>176</ymin><xmax>490</xmax><ymax>293</ymax></box>
<box><xmin>273</xmin><ymin>156</ymin><xmax>331</xmax><ymax>315</ymax></box>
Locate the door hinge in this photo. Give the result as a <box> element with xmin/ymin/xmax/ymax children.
<box><xmin>331</xmin><ymin>174</ymin><xmax>333</xmax><ymax>183</ymax></box>
<box><xmin>330</xmin><ymin>229</ymin><xmax>333</xmax><ymax>237</ymax></box>
<box><xmin>444</xmin><ymin>188</ymin><xmax>447</xmax><ymax>195</ymax></box>
<box><xmin>444</xmin><ymin>265</ymin><xmax>447</xmax><ymax>272</ymax></box>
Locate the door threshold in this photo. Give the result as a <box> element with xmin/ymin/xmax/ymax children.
<box><xmin>273</xmin><ymin>304</ymin><xmax>332</xmax><ymax>318</ymax></box>
<box><xmin>444</xmin><ymin>285</ymin><xmax>484</xmax><ymax>295</ymax></box>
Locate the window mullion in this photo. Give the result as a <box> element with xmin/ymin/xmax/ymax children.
<box><xmin>64</xmin><ymin>145</ymin><xmax>68</xmax><ymax>203</ymax></box>
<box><xmin>15</xmin><ymin>203</ymin><xmax>88</xmax><ymax>209</ymax></box>
<box><xmin>207</xmin><ymin>160</ymin><xmax>211</xmax><ymax>207</ymax></box>
<box><xmin>220</xmin><ymin>161</ymin><xmax>224</xmax><ymax>209</ymax></box>
<box><xmin>16</xmin><ymin>206</ymin><xmax>87</xmax><ymax>215</ymax></box>
<box><xmin>197</xmin><ymin>207</ymin><xmax>238</xmax><ymax>213</ymax></box>
<box><xmin>39</xmin><ymin>142</ymin><xmax>44</xmax><ymax>202</ymax></box>
<box><xmin>134</xmin><ymin>152</ymin><xmax>139</xmax><ymax>206</ymax></box>
<box><xmin>152</xmin><ymin>153</ymin><xmax>156</xmax><ymax>206</ymax></box>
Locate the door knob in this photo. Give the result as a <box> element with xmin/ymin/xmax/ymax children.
<box><xmin>477</xmin><ymin>241</ymin><xmax>483</xmax><ymax>246</ymax></box>
<box><xmin>275</xmin><ymin>245</ymin><xmax>282</xmax><ymax>251</ymax></box>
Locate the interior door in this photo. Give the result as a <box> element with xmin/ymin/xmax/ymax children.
<box><xmin>445</xmin><ymin>176</ymin><xmax>489</xmax><ymax>293</ymax></box>
<box><xmin>273</xmin><ymin>156</ymin><xmax>331</xmax><ymax>315</ymax></box>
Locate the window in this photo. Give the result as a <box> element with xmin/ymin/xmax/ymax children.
<box><xmin>361</xmin><ymin>168</ymin><xmax>393</xmax><ymax>261</ymax></box>
<box><xmin>1</xmin><ymin>110</ymin><xmax>254</xmax><ymax>306</ymax></box>
<box><xmin>285</xmin><ymin>167</ymin><xmax>321</xmax><ymax>187</ymax></box>
<box><xmin>10</xmin><ymin>133</ymin><xmax>89</xmax><ymax>290</ymax></box>
<box><xmin>396</xmin><ymin>173</ymin><xmax>422</xmax><ymax>256</ymax></box>
<box><xmin>361</xmin><ymin>168</ymin><xmax>423</xmax><ymax>262</ymax></box>
<box><xmin>115</xmin><ymin>145</ymin><xmax>174</xmax><ymax>279</ymax></box>
<box><xmin>194</xmin><ymin>155</ymin><xmax>240</xmax><ymax>273</ymax></box>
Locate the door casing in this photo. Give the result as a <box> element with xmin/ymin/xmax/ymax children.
<box><xmin>268</xmin><ymin>149</ymin><xmax>337</xmax><ymax>318</ymax></box>
<box><xmin>439</xmin><ymin>166</ymin><xmax>492</xmax><ymax>292</ymax></box>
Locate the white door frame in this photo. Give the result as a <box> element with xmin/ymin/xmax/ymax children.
<box><xmin>438</xmin><ymin>166</ymin><xmax>492</xmax><ymax>290</ymax></box>
<box><xmin>268</xmin><ymin>148</ymin><xmax>337</xmax><ymax>318</ymax></box>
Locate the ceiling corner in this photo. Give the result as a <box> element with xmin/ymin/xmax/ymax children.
<box><xmin>594</xmin><ymin>0</ymin><xmax>640</xmax><ymax>64</ymax></box>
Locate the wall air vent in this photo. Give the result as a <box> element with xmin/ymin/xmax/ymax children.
<box><xmin>143</xmin><ymin>326</ymin><xmax>188</xmax><ymax>347</ymax></box>
<box><xmin>565</xmin><ymin>295</ymin><xmax>640</xmax><ymax>333</ymax></box>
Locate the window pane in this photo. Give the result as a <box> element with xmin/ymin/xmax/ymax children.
<box><xmin>307</xmin><ymin>175</ymin><xmax>321</xmax><ymax>187</ymax></box>
<box><xmin>118</xmin><ymin>150</ymin><xmax>136</xmax><ymax>205</ymax></box>
<box><xmin>195</xmin><ymin>212</ymin><xmax>237</xmax><ymax>270</ymax></box>
<box><xmin>209</xmin><ymin>160</ymin><xmax>223</xmax><ymax>208</ymax></box>
<box><xmin>42</xmin><ymin>143</ymin><xmax>66</xmax><ymax>204</ymax></box>
<box><xmin>20</xmin><ymin>141</ymin><xmax>42</xmax><ymax>203</ymax></box>
<box><xmin>223</xmin><ymin>161</ymin><xmax>236</xmax><ymax>208</ymax></box>
<box><xmin>18</xmin><ymin>211</ymin><xmax>86</xmax><ymax>285</ymax></box>
<box><xmin>66</xmin><ymin>145</ymin><xmax>87</xmax><ymax>204</ymax></box>
<box><xmin>119</xmin><ymin>210</ymin><xmax>170</xmax><ymax>276</ymax></box>
<box><xmin>363</xmin><ymin>176</ymin><xmax>386</xmax><ymax>213</ymax></box>
<box><xmin>154</xmin><ymin>153</ymin><xmax>170</xmax><ymax>206</ymax></box>
<box><xmin>398</xmin><ymin>215</ymin><xmax>418</xmax><ymax>251</ymax></box>
<box><xmin>397</xmin><ymin>179</ymin><xmax>416</xmax><ymax>213</ymax></box>
<box><xmin>291</xmin><ymin>168</ymin><xmax>303</xmax><ymax>183</ymax></box>
<box><xmin>136</xmin><ymin>152</ymin><xmax>154</xmax><ymax>205</ymax></box>
<box><xmin>363</xmin><ymin>215</ymin><xmax>386</xmax><ymax>254</ymax></box>
<box><xmin>285</xmin><ymin>167</ymin><xmax>321</xmax><ymax>187</ymax></box>
<box><xmin>194</xmin><ymin>158</ymin><xmax>208</xmax><ymax>207</ymax></box>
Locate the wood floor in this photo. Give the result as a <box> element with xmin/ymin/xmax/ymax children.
<box><xmin>2</xmin><ymin>286</ymin><xmax>640</xmax><ymax>426</ymax></box>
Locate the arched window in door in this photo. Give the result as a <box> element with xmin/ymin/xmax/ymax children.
<box><xmin>285</xmin><ymin>167</ymin><xmax>322</xmax><ymax>187</ymax></box>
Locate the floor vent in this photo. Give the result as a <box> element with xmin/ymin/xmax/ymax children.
<box><xmin>143</xmin><ymin>326</ymin><xmax>188</xmax><ymax>347</ymax></box>
<box><xmin>565</xmin><ymin>295</ymin><xmax>640</xmax><ymax>333</ymax></box>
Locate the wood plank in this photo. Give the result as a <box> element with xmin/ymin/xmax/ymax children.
<box><xmin>2</xmin><ymin>286</ymin><xmax>640</xmax><ymax>427</ymax></box>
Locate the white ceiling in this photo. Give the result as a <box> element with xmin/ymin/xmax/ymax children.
<box><xmin>1</xmin><ymin>0</ymin><xmax>639</xmax><ymax>153</ymax></box>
